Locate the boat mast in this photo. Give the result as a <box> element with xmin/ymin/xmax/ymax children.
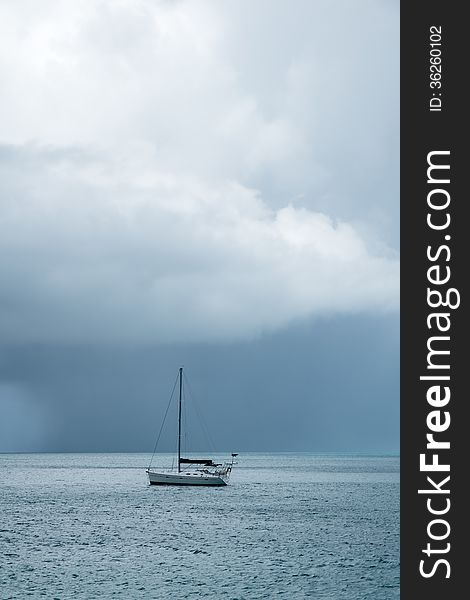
<box><xmin>177</xmin><ymin>367</ymin><xmax>183</xmax><ymax>473</ymax></box>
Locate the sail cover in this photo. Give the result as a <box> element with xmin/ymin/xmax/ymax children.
<box><xmin>179</xmin><ymin>458</ymin><xmax>218</xmax><ymax>466</ymax></box>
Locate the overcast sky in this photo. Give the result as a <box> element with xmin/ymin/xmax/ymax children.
<box><xmin>0</xmin><ymin>0</ymin><xmax>399</xmax><ymax>453</ymax></box>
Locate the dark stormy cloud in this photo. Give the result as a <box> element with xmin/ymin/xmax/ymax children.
<box><xmin>0</xmin><ymin>0</ymin><xmax>399</xmax><ymax>452</ymax></box>
<box><xmin>0</xmin><ymin>315</ymin><xmax>398</xmax><ymax>453</ymax></box>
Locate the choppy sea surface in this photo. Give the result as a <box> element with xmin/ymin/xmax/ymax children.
<box><xmin>0</xmin><ymin>453</ymin><xmax>399</xmax><ymax>599</ymax></box>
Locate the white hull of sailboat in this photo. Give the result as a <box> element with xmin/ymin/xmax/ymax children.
<box><xmin>147</xmin><ymin>470</ymin><xmax>227</xmax><ymax>486</ymax></box>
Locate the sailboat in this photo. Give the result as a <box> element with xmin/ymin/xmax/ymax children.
<box><xmin>146</xmin><ymin>367</ymin><xmax>237</xmax><ymax>486</ymax></box>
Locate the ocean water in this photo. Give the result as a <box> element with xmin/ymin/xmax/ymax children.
<box><xmin>0</xmin><ymin>453</ymin><xmax>399</xmax><ymax>599</ymax></box>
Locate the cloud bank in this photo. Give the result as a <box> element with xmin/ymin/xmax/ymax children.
<box><xmin>0</xmin><ymin>0</ymin><xmax>399</xmax><ymax>344</ymax></box>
